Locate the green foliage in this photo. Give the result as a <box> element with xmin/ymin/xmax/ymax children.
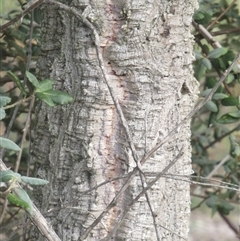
<box><xmin>0</xmin><ymin>137</ymin><xmax>21</xmax><ymax>151</ymax></box>
<box><xmin>192</xmin><ymin>0</ymin><xmax>240</xmax><ymax>219</ymax></box>
<box><xmin>0</xmin><ymin>170</ymin><xmax>21</xmax><ymax>182</ymax></box>
<box><xmin>0</xmin><ymin>95</ymin><xmax>11</xmax><ymax>120</ymax></box>
<box><xmin>25</xmin><ymin>71</ymin><xmax>74</xmax><ymax>106</ymax></box>
<box><xmin>0</xmin><ymin>170</ymin><xmax>49</xmax><ymax>215</ymax></box>
<box><xmin>206</xmin><ymin>195</ymin><xmax>234</xmax><ymax>216</ymax></box>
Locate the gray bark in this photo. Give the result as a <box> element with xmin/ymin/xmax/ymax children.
<box><xmin>31</xmin><ymin>0</ymin><xmax>199</xmax><ymax>240</ymax></box>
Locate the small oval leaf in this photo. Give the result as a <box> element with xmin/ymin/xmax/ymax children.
<box><xmin>201</xmin><ymin>88</ymin><xmax>213</xmax><ymax>97</ymax></box>
<box><xmin>14</xmin><ymin>187</ymin><xmax>33</xmax><ymax>214</ymax></box>
<box><xmin>0</xmin><ymin>96</ymin><xmax>11</xmax><ymax>107</ymax></box>
<box><xmin>21</xmin><ymin>176</ymin><xmax>49</xmax><ymax>185</ymax></box>
<box><xmin>26</xmin><ymin>71</ymin><xmax>39</xmax><ymax>88</ymax></box>
<box><xmin>35</xmin><ymin>92</ymin><xmax>55</xmax><ymax>107</ymax></box>
<box><xmin>0</xmin><ymin>107</ymin><xmax>6</xmax><ymax>120</ymax></box>
<box><xmin>225</xmin><ymin>74</ymin><xmax>235</xmax><ymax>84</ymax></box>
<box><xmin>44</xmin><ymin>90</ymin><xmax>74</xmax><ymax>105</ymax></box>
<box><xmin>7</xmin><ymin>193</ymin><xmax>30</xmax><ymax>210</ymax></box>
<box><xmin>36</xmin><ymin>79</ymin><xmax>54</xmax><ymax>92</ymax></box>
<box><xmin>0</xmin><ymin>170</ymin><xmax>21</xmax><ymax>182</ymax></box>
<box><xmin>205</xmin><ymin>100</ymin><xmax>218</xmax><ymax>112</ymax></box>
<box><xmin>213</xmin><ymin>93</ymin><xmax>229</xmax><ymax>100</ymax></box>
<box><xmin>217</xmin><ymin>114</ymin><xmax>240</xmax><ymax>124</ymax></box>
<box><xmin>0</xmin><ymin>137</ymin><xmax>21</xmax><ymax>151</ymax></box>
<box><xmin>207</xmin><ymin>47</ymin><xmax>228</xmax><ymax>59</ymax></box>
<box><xmin>228</xmin><ymin>111</ymin><xmax>240</xmax><ymax>118</ymax></box>
<box><xmin>221</xmin><ymin>97</ymin><xmax>239</xmax><ymax>106</ymax></box>
<box><xmin>7</xmin><ymin>71</ymin><xmax>27</xmax><ymax>95</ymax></box>
<box><xmin>202</xmin><ymin>58</ymin><xmax>212</xmax><ymax>70</ymax></box>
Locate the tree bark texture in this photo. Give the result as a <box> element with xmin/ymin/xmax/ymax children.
<box><xmin>31</xmin><ymin>0</ymin><xmax>199</xmax><ymax>240</ymax></box>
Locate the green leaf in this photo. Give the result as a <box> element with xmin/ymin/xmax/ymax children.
<box><xmin>212</xmin><ymin>93</ymin><xmax>229</xmax><ymax>100</ymax></box>
<box><xmin>208</xmin><ymin>111</ymin><xmax>218</xmax><ymax>127</ymax></box>
<box><xmin>0</xmin><ymin>137</ymin><xmax>21</xmax><ymax>151</ymax></box>
<box><xmin>206</xmin><ymin>77</ymin><xmax>223</xmax><ymax>93</ymax></box>
<box><xmin>194</xmin><ymin>51</ymin><xmax>203</xmax><ymax>60</ymax></box>
<box><xmin>195</xmin><ymin>61</ymin><xmax>207</xmax><ymax>80</ymax></box>
<box><xmin>46</xmin><ymin>90</ymin><xmax>73</xmax><ymax>105</ymax></box>
<box><xmin>200</xmin><ymin>88</ymin><xmax>212</xmax><ymax>97</ymax></box>
<box><xmin>14</xmin><ymin>187</ymin><xmax>33</xmax><ymax>214</ymax></box>
<box><xmin>0</xmin><ymin>107</ymin><xmax>6</xmax><ymax>120</ymax></box>
<box><xmin>0</xmin><ymin>95</ymin><xmax>11</xmax><ymax>107</ymax></box>
<box><xmin>228</xmin><ymin>111</ymin><xmax>240</xmax><ymax>118</ymax></box>
<box><xmin>221</xmin><ymin>97</ymin><xmax>239</xmax><ymax>106</ymax></box>
<box><xmin>35</xmin><ymin>92</ymin><xmax>55</xmax><ymax>107</ymax></box>
<box><xmin>21</xmin><ymin>176</ymin><xmax>49</xmax><ymax>185</ymax></box>
<box><xmin>218</xmin><ymin>199</ymin><xmax>234</xmax><ymax>215</ymax></box>
<box><xmin>206</xmin><ymin>195</ymin><xmax>218</xmax><ymax>208</ymax></box>
<box><xmin>7</xmin><ymin>71</ymin><xmax>27</xmax><ymax>96</ymax></box>
<box><xmin>207</xmin><ymin>47</ymin><xmax>228</xmax><ymax>59</ymax></box>
<box><xmin>205</xmin><ymin>100</ymin><xmax>218</xmax><ymax>112</ymax></box>
<box><xmin>37</xmin><ymin>90</ymin><xmax>73</xmax><ymax>105</ymax></box>
<box><xmin>36</xmin><ymin>79</ymin><xmax>54</xmax><ymax>92</ymax></box>
<box><xmin>206</xmin><ymin>195</ymin><xmax>218</xmax><ymax>216</ymax></box>
<box><xmin>202</xmin><ymin>58</ymin><xmax>212</xmax><ymax>70</ymax></box>
<box><xmin>217</xmin><ymin>113</ymin><xmax>240</xmax><ymax>124</ymax></box>
<box><xmin>7</xmin><ymin>193</ymin><xmax>31</xmax><ymax>210</ymax></box>
<box><xmin>193</xmin><ymin>10</ymin><xmax>212</xmax><ymax>24</ymax></box>
<box><xmin>0</xmin><ymin>170</ymin><xmax>21</xmax><ymax>182</ymax></box>
<box><xmin>225</xmin><ymin>74</ymin><xmax>235</xmax><ymax>84</ymax></box>
<box><xmin>26</xmin><ymin>71</ymin><xmax>39</xmax><ymax>88</ymax></box>
<box><xmin>193</xmin><ymin>11</ymin><xmax>205</xmax><ymax>21</ymax></box>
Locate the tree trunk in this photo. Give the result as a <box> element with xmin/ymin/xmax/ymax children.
<box><xmin>31</xmin><ymin>0</ymin><xmax>199</xmax><ymax>240</ymax></box>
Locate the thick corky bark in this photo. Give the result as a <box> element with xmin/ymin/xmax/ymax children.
<box><xmin>31</xmin><ymin>0</ymin><xmax>199</xmax><ymax>240</ymax></box>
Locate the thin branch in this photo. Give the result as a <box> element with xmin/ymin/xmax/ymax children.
<box><xmin>4</xmin><ymin>96</ymin><xmax>33</xmax><ymax>110</ymax></box>
<box><xmin>192</xmin><ymin>154</ymin><xmax>231</xmax><ymax>194</ymax></box>
<box><xmin>139</xmin><ymin>173</ymin><xmax>161</xmax><ymax>241</ymax></box>
<box><xmin>0</xmin><ymin>160</ymin><xmax>61</xmax><ymax>241</ymax></box>
<box><xmin>191</xmin><ymin>196</ymin><xmax>207</xmax><ymax>211</ymax></box>
<box><xmin>211</xmin><ymin>28</ymin><xmax>240</xmax><ymax>36</ymax></box>
<box><xmin>192</xmin><ymin>21</ymin><xmax>222</xmax><ymax>48</ymax></box>
<box><xmin>204</xmin><ymin>124</ymin><xmax>240</xmax><ymax>150</ymax></box>
<box><xmin>14</xmin><ymin>97</ymin><xmax>35</xmax><ymax>173</ymax></box>
<box><xmin>0</xmin><ymin>0</ymin><xmax>44</xmax><ymax>32</ymax></box>
<box><xmin>140</xmin><ymin>52</ymin><xmax>240</xmax><ymax>166</ymax></box>
<box><xmin>80</xmin><ymin>174</ymin><xmax>130</xmax><ymax>194</ymax></box>
<box><xmin>219</xmin><ymin>211</ymin><xmax>239</xmax><ymax>235</ymax></box>
<box><xmin>207</xmin><ymin>0</ymin><xmax>238</xmax><ymax>30</ymax></box>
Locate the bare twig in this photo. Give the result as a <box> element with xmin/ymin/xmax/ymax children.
<box><xmin>14</xmin><ymin>97</ymin><xmax>35</xmax><ymax>173</ymax></box>
<box><xmin>192</xmin><ymin>154</ymin><xmax>231</xmax><ymax>194</ymax></box>
<box><xmin>4</xmin><ymin>96</ymin><xmax>33</xmax><ymax>110</ymax></box>
<box><xmin>219</xmin><ymin>211</ymin><xmax>239</xmax><ymax>235</ymax></box>
<box><xmin>207</xmin><ymin>0</ymin><xmax>238</xmax><ymax>30</ymax></box>
<box><xmin>204</xmin><ymin>124</ymin><xmax>240</xmax><ymax>150</ymax></box>
<box><xmin>192</xmin><ymin>21</ymin><xmax>222</xmax><ymax>48</ymax></box>
<box><xmin>139</xmin><ymin>173</ymin><xmax>161</xmax><ymax>241</ymax></box>
<box><xmin>212</xmin><ymin>28</ymin><xmax>240</xmax><ymax>36</ymax></box>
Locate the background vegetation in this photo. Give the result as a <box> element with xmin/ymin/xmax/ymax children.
<box><xmin>0</xmin><ymin>0</ymin><xmax>239</xmax><ymax>240</ymax></box>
